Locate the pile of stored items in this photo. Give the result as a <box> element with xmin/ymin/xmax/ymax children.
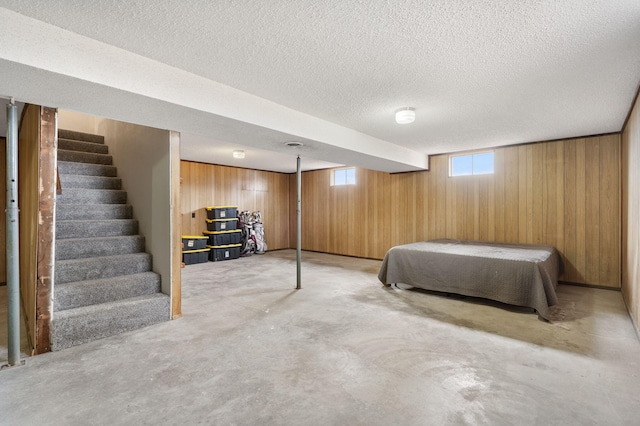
<box><xmin>181</xmin><ymin>205</ymin><xmax>267</xmax><ymax>265</ymax></box>
<box><xmin>238</xmin><ymin>210</ymin><xmax>267</xmax><ymax>256</ymax></box>
<box><xmin>181</xmin><ymin>235</ymin><xmax>209</xmax><ymax>265</ymax></box>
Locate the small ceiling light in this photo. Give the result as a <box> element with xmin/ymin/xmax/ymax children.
<box><xmin>232</xmin><ymin>150</ymin><xmax>245</xmax><ymax>159</ymax></box>
<box><xmin>395</xmin><ymin>107</ymin><xmax>416</xmax><ymax>124</ymax></box>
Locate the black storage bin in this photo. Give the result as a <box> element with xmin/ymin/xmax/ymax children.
<box><xmin>208</xmin><ymin>244</ymin><xmax>241</xmax><ymax>261</ymax></box>
<box><xmin>203</xmin><ymin>230</ymin><xmax>242</xmax><ymax>246</ymax></box>
<box><xmin>206</xmin><ymin>218</ymin><xmax>238</xmax><ymax>231</ymax></box>
<box><xmin>205</xmin><ymin>206</ymin><xmax>238</xmax><ymax>220</ymax></box>
<box><xmin>182</xmin><ymin>235</ymin><xmax>208</xmax><ymax>250</ymax></box>
<box><xmin>182</xmin><ymin>248</ymin><xmax>210</xmax><ymax>265</ymax></box>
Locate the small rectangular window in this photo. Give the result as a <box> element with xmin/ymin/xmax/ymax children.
<box><xmin>450</xmin><ymin>151</ymin><xmax>494</xmax><ymax>176</ymax></box>
<box><xmin>331</xmin><ymin>167</ymin><xmax>356</xmax><ymax>186</ymax></box>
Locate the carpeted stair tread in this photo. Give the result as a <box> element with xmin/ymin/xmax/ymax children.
<box><xmin>58</xmin><ymin>174</ymin><xmax>122</xmax><ymax>190</ymax></box>
<box><xmin>54</xmin><ymin>272</ymin><xmax>161</xmax><ymax>311</ymax></box>
<box><xmin>58</xmin><ymin>129</ymin><xmax>105</xmax><ymax>144</ymax></box>
<box><xmin>55</xmin><ymin>253</ymin><xmax>152</xmax><ymax>284</ymax></box>
<box><xmin>57</xmin><ymin>188</ymin><xmax>127</xmax><ymax>204</ymax></box>
<box><xmin>58</xmin><ymin>149</ymin><xmax>113</xmax><ymax>165</ymax></box>
<box><xmin>58</xmin><ymin>138</ymin><xmax>109</xmax><ymax>154</ymax></box>
<box><xmin>56</xmin><ymin>204</ymin><xmax>133</xmax><ymax>221</ymax></box>
<box><xmin>51</xmin><ymin>293</ymin><xmax>170</xmax><ymax>351</ymax></box>
<box><xmin>56</xmin><ymin>219</ymin><xmax>138</xmax><ymax>239</ymax></box>
<box><xmin>58</xmin><ymin>161</ymin><xmax>117</xmax><ymax>177</ymax></box>
<box><xmin>55</xmin><ymin>235</ymin><xmax>145</xmax><ymax>260</ymax></box>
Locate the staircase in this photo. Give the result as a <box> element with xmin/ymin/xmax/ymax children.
<box><xmin>51</xmin><ymin>129</ymin><xmax>170</xmax><ymax>351</ymax></box>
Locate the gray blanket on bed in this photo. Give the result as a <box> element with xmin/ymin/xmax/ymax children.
<box><xmin>378</xmin><ymin>239</ymin><xmax>560</xmax><ymax>320</ymax></box>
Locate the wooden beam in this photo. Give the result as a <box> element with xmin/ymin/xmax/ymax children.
<box><xmin>34</xmin><ymin>106</ymin><xmax>57</xmax><ymax>354</ymax></box>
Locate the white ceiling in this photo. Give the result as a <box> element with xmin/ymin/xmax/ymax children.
<box><xmin>0</xmin><ymin>1</ymin><xmax>639</xmax><ymax>173</ymax></box>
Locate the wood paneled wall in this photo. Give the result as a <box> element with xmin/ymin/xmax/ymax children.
<box><xmin>297</xmin><ymin>135</ymin><xmax>621</xmax><ymax>288</ymax></box>
<box><xmin>622</xmin><ymin>91</ymin><xmax>640</xmax><ymax>333</ymax></box>
<box><xmin>181</xmin><ymin>161</ymin><xmax>290</xmax><ymax>250</ymax></box>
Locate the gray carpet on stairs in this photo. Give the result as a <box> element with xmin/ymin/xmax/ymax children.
<box><xmin>54</xmin><ymin>272</ymin><xmax>161</xmax><ymax>311</ymax></box>
<box><xmin>56</xmin><ymin>204</ymin><xmax>133</xmax><ymax>221</ymax></box>
<box><xmin>55</xmin><ymin>235</ymin><xmax>145</xmax><ymax>260</ymax></box>
<box><xmin>58</xmin><ymin>129</ymin><xmax>105</xmax><ymax>144</ymax></box>
<box><xmin>57</xmin><ymin>188</ymin><xmax>128</xmax><ymax>204</ymax></box>
<box><xmin>59</xmin><ymin>174</ymin><xmax>122</xmax><ymax>190</ymax></box>
<box><xmin>58</xmin><ymin>161</ymin><xmax>117</xmax><ymax>177</ymax></box>
<box><xmin>51</xmin><ymin>294</ymin><xmax>170</xmax><ymax>351</ymax></box>
<box><xmin>52</xmin><ymin>129</ymin><xmax>170</xmax><ymax>352</ymax></box>
<box><xmin>55</xmin><ymin>253</ymin><xmax>153</xmax><ymax>284</ymax></box>
<box><xmin>58</xmin><ymin>138</ymin><xmax>109</xmax><ymax>154</ymax></box>
<box><xmin>58</xmin><ymin>149</ymin><xmax>113</xmax><ymax>165</ymax></box>
<box><xmin>56</xmin><ymin>219</ymin><xmax>138</xmax><ymax>239</ymax></box>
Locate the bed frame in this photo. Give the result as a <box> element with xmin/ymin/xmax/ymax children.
<box><xmin>378</xmin><ymin>239</ymin><xmax>561</xmax><ymax>320</ymax></box>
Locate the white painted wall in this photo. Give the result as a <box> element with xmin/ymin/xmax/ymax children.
<box><xmin>58</xmin><ymin>110</ymin><xmax>177</xmax><ymax>296</ymax></box>
<box><xmin>57</xmin><ymin>110</ymin><xmax>101</xmax><ymax>134</ymax></box>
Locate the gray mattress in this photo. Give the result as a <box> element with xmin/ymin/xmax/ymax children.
<box><xmin>378</xmin><ymin>239</ymin><xmax>560</xmax><ymax>320</ymax></box>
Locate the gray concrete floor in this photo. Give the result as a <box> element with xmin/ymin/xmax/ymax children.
<box><xmin>1</xmin><ymin>249</ymin><xmax>640</xmax><ymax>425</ymax></box>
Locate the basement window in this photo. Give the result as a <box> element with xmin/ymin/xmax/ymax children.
<box><xmin>331</xmin><ymin>167</ymin><xmax>356</xmax><ymax>186</ymax></box>
<box><xmin>450</xmin><ymin>151</ymin><xmax>494</xmax><ymax>176</ymax></box>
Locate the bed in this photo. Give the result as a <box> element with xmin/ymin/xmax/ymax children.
<box><xmin>378</xmin><ymin>239</ymin><xmax>560</xmax><ymax>320</ymax></box>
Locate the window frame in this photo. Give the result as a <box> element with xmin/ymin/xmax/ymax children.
<box><xmin>330</xmin><ymin>167</ymin><xmax>356</xmax><ymax>186</ymax></box>
<box><xmin>449</xmin><ymin>150</ymin><xmax>495</xmax><ymax>177</ymax></box>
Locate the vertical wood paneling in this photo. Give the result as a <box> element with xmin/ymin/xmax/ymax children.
<box><xmin>414</xmin><ymin>172</ymin><xmax>429</xmax><ymax>240</ymax></box>
<box><xmin>622</xmin><ymin>91</ymin><xmax>640</xmax><ymax>333</ymax></box>
<box><xmin>504</xmin><ymin>147</ymin><xmax>520</xmax><ymax>242</ymax></box>
<box><xmin>289</xmin><ymin>174</ymin><xmax>297</xmax><ymax>249</ymax></box>
<box><xmin>563</xmin><ymin>140</ymin><xmax>578</xmax><ymax>281</ymax></box>
<box><xmin>180</xmin><ymin>161</ymin><xmax>290</xmax><ymax>250</ymax></box>
<box><xmin>300</xmin><ymin>135</ymin><xmax>621</xmax><ymax>287</ymax></box>
<box><xmin>170</xmin><ymin>132</ymin><xmax>182</xmax><ymax>319</ymax></box>
<box><xmin>531</xmin><ymin>145</ymin><xmax>543</xmax><ymax>243</ymax></box>
<box><xmin>518</xmin><ymin>146</ymin><xmax>529</xmax><ymax>241</ymax></box>
<box><xmin>574</xmin><ymin>140</ymin><xmax>587</xmax><ymax>282</ymax></box>
<box><xmin>599</xmin><ymin>137</ymin><xmax>620</xmax><ymax>287</ymax></box>
<box><xmin>493</xmin><ymin>148</ymin><xmax>505</xmax><ymax>242</ymax></box>
<box><xmin>584</xmin><ymin>139</ymin><xmax>601</xmax><ymax>284</ymax></box>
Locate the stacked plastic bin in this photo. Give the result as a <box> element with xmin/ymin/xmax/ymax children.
<box><xmin>204</xmin><ymin>206</ymin><xmax>242</xmax><ymax>261</ymax></box>
<box><xmin>181</xmin><ymin>235</ymin><xmax>209</xmax><ymax>265</ymax></box>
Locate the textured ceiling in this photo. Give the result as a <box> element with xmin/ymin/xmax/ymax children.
<box><xmin>0</xmin><ymin>1</ymin><xmax>639</xmax><ymax>172</ymax></box>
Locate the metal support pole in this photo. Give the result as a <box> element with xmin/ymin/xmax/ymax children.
<box><xmin>6</xmin><ymin>98</ymin><xmax>21</xmax><ymax>366</ymax></box>
<box><xmin>296</xmin><ymin>155</ymin><xmax>302</xmax><ymax>289</ymax></box>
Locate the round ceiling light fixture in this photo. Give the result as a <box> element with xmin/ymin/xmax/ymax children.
<box><xmin>395</xmin><ymin>107</ymin><xmax>416</xmax><ymax>124</ymax></box>
<box><xmin>284</xmin><ymin>141</ymin><xmax>304</xmax><ymax>148</ymax></box>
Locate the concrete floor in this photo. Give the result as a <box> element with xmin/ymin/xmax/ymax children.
<box><xmin>1</xmin><ymin>249</ymin><xmax>640</xmax><ymax>425</ymax></box>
